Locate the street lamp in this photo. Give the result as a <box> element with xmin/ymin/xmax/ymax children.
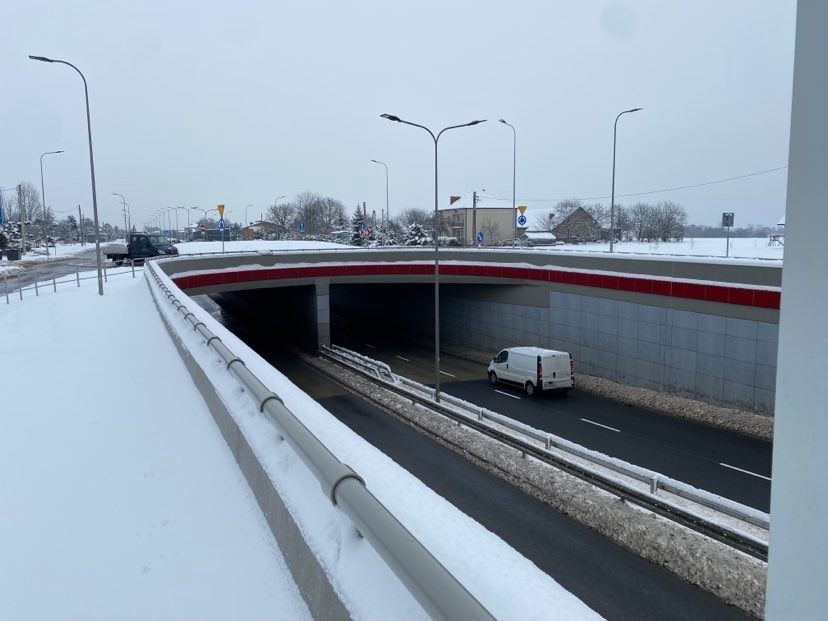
<box><xmin>112</xmin><ymin>192</ymin><xmax>129</xmax><ymax>240</ymax></box>
<box><xmin>381</xmin><ymin>113</ymin><xmax>486</xmax><ymax>402</ymax></box>
<box><xmin>29</xmin><ymin>54</ymin><xmax>104</xmax><ymax>296</ymax></box>
<box><xmin>370</xmin><ymin>159</ymin><xmax>390</xmax><ymax>224</ymax></box>
<box><xmin>610</xmin><ymin>107</ymin><xmax>643</xmax><ymax>253</ymax></box>
<box><xmin>177</xmin><ymin>206</ymin><xmax>190</xmax><ymax>238</ymax></box>
<box><xmin>244</xmin><ymin>203</ymin><xmax>253</xmax><ymax>227</ymax></box>
<box><xmin>40</xmin><ymin>150</ymin><xmax>64</xmax><ymax>257</ymax></box>
<box><xmin>498</xmin><ymin>120</ymin><xmax>517</xmax><ymax>246</ymax></box>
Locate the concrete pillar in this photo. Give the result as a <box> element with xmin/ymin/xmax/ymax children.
<box><xmin>315</xmin><ymin>279</ymin><xmax>331</xmax><ymax>349</ymax></box>
<box><xmin>765</xmin><ymin>2</ymin><xmax>828</xmax><ymax>618</ymax></box>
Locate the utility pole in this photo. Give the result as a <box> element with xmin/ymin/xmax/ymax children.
<box><xmin>17</xmin><ymin>185</ymin><xmax>25</xmax><ymax>256</ymax></box>
<box><xmin>78</xmin><ymin>205</ymin><xmax>85</xmax><ymax>245</ymax></box>
<box><xmin>472</xmin><ymin>191</ymin><xmax>478</xmax><ymax>247</ymax></box>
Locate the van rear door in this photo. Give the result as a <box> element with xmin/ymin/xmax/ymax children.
<box><xmin>541</xmin><ymin>353</ymin><xmax>573</xmax><ymax>390</ymax></box>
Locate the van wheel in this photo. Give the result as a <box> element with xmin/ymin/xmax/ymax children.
<box><xmin>488</xmin><ymin>371</ymin><xmax>498</xmax><ymax>385</ymax></box>
<box><xmin>525</xmin><ymin>381</ymin><xmax>535</xmax><ymax>397</ymax></box>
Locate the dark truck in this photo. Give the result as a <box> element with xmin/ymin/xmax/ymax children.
<box><xmin>103</xmin><ymin>233</ymin><xmax>179</xmax><ymax>266</ymax></box>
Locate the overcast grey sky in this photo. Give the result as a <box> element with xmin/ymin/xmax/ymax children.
<box><xmin>2</xmin><ymin>1</ymin><xmax>796</xmax><ymax>229</ymax></box>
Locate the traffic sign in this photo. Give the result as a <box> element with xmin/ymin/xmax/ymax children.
<box><xmin>517</xmin><ymin>214</ymin><xmax>527</xmax><ymax>227</ymax></box>
<box><xmin>199</xmin><ymin>224</ymin><xmax>206</xmax><ymax>232</ymax></box>
<box><xmin>722</xmin><ymin>212</ymin><xmax>734</xmax><ymax>227</ymax></box>
<box><xmin>217</xmin><ymin>204</ymin><xmax>225</xmax><ymax>218</ymax></box>
<box><xmin>218</xmin><ymin>217</ymin><xmax>225</xmax><ymax>232</ymax></box>
<box><xmin>476</xmin><ymin>231</ymin><xmax>484</xmax><ymax>244</ymax></box>
<box><xmin>299</xmin><ymin>221</ymin><xmax>306</xmax><ymax>233</ymax></box>
<box><xmin>518</xmin><ymin>205</ymin><xmax>527</xmax><ymax>215</ymax></box>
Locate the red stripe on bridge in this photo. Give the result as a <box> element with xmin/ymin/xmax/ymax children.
<box><xmin>172</xmin><ymin>263</ymin><xmax>781</xmax><ymax>310</ymax></box>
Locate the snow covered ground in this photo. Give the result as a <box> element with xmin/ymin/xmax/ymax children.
<box><xmin>532</xmin><ymin>237</ymin><xmax>783</xmax><ymax>261</ymax></box>
<box><xmin>0</xmin><ymin>244</ymin><xmax>604</xmax><ymax>619</ymax></box>
<box><xmin>0</xmin><ymin>270</ymin><xmax>311</xmax><ymax>620</ymax></box>
<box><xmin>172</xmin><ymin>237</ymin><xmax>783</xmax><ymax>261</ymax></box>
<box><xmin>174</xmin><ymin>239</ymin><xmax>347</xmax><ymax>254</ymax></box>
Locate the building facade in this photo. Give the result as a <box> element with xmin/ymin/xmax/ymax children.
<box><xmin>440</xmin><ymin>205</ymin><xmax>523</xmax><ymax>246</ymax></box>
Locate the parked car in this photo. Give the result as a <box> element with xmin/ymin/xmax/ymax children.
<box><xmin>487</xmin><ymin>346</ymin><xmax>574</xmax><ymax>396</ymax></box>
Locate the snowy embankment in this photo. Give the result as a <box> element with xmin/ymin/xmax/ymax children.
<box><xmin>148</xmin><ymin>258</ymin><xmax>602</xmax><ymax>620</ymax></box>
<box><xmin>0</xmin><ymin>269</ymin><xmax>310</xmax><ymax>620</ymax></box>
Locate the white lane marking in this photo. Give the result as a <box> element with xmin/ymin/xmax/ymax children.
<box><xmin>719</xmin><ymin>463</ymin><xmax>772</xmax><ymax>481</ymax></box>
<box><xmin>439</xmin><ymin>370</ymin><xmax>455</xmax><ymax>377</ymax></box>
<box><xmin>580</xmin><ymin>418</ymin><xmax>621</xmax><ymax>433</ymax></box>
<box><xmin>364</xmin><ymin>343</ymin><xmax>376</xmax><ymax>349</ymax></box>
<box><xmin>494</xmin><ymin>389</ymin><xmax>521</xmax><ymax>400</ymax></box>
<box><xmin>395</xmin><ymin>355</ymin><xmax>410</xmax><ymax>362</ymax></box>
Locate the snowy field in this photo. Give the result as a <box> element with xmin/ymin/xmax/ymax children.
<box><xmin>174</xmin><ymin>239</ymin><xmax>346</xmax><ymax>254</ymax></box>
<box><xmin>0</xmin><ymin>270</ymin><xmax>311</xmax><ymax>620</ymax></box>
<box><xmin>172</xmin><ymin>237</ymin><xmax>783</xmax><ymax>261</ymax></box>
<box><xmin>532</xmin><ymin>237</ymin><xmax>783</xmax><ymax>261</ymax></box>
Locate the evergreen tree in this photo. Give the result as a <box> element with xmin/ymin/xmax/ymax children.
<box><xmin>350</xmin><ymin>206</ymin><xmax>365</xmax><ymax>246</ymax></box>
<box><xmin>404</xmin><ymin>222</ymin><xmax>430</xmax><ymax>246</ymax></box>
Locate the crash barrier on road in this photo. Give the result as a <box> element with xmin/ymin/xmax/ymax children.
<box><xmin>321</xmin><ymin>344</ymin><xmax>770</xmax><ymax>559</ymax></box>
<box><xmin>143</xmin><ymin>259</ymin><xmax>495</xmax><ymax>621</ymax></box>
<box><xmin>2</xmin><ymin>260</ymin><xmax>142</xmax><ymax>304</ymax></box>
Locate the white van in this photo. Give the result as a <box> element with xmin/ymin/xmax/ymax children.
<box><xmin>487</xmin><ymin>346</ymin><xmax>574</xmax><ymax>396</ymax></box>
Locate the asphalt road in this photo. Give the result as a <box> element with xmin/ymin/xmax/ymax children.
<box><xmin>3</xmin><ymin>249</ymin><xmax>101</xmax><ymax>294</ymax></box>
<box><xmin>265</xmin><ymin>347</ymin><xmax>751</xmax><ymax>621</ymax></box>
<box><xmin>335</xmin><ymin>334</ymin><xmax>772</xmax><ymax>512</ymax></box>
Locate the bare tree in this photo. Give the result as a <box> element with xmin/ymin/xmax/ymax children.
<box><xmin>8</xmin><ymin>182</ymin><xmax>42</xmax><ymax>222</ymax></box>
<box><xmin>480</xmin><ymin>217</ymin><xmax>502</xmax><ymax>246</ymax></box>
<box><xmin>532</xmin><ymin>210</ymin><xmax>556</xmax><ymax>231</ymax></box>
<box><xmin>653</xmin><ymin>201</ymin><xmax>688</xmax><ymax>242</ymax></box>
<box><xmin>628</xmin><ymin>202</ymin><xmax>656</xmax><ymax>241</ymax></box>
<box><xmin>265</xmin><ymin>201</ymin><xmax>297</xmax><ymax>239</ymax></box>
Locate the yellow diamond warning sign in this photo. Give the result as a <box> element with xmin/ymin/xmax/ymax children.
<box><xmin>518</xmin><ymin>205</ymin><xmax>527</xmax><ymax>215</ymax></box>
<box><xmin>217</xmin><ymin>204</ymin><xmax>225</xmax><ymax>218</ymax></box>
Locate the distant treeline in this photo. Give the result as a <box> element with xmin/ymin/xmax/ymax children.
<box><xmin>684</xmin><ymin>224</ymin><xmax>780</xmax><ymax>238</ymax></box>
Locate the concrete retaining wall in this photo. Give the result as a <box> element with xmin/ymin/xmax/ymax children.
<box><xmin>442</xmin><ymin>288</ymin><xmax>778</xmax><ymax>414</ymax></box>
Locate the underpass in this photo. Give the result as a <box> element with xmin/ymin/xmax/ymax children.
<box><xmin>195</xmin><ymin>291</ymin><xmax>753</xmax><ymax>621</ymax></box>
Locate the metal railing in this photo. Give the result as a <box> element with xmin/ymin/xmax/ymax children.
<box><xmin>144</xmin><ymin>261</ymin><xmax>494</xmax><ymax>621</ymax></box>
<box><xmin>321</xmin><ymin>344</ymin><xmax>770</xmax><ymax>559</ymax></box>
<box><xmin>3</xmin><ymin>260</ymin><xmax>143</xmax><ymax>304</ymax></box>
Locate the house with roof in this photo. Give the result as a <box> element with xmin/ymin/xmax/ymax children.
<box><xmin>551</xmin><ymin>207</ymin><xmax>600</xmax><ymax>242</ymax></box>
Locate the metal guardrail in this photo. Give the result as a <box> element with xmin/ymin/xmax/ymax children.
<box><xmin>3</xmin><ymin>260</ymin><xmax>143</xmax><ymax>304</ymax></box>
<box><xmin>320</xmin><ymin>345</ymin><xmax>770</xmax><ymax>559</ymax></box>
<box><xmin>144</xmin><ymin>261</ymin><xmax>494</xmax><ymax>621</ymax></box>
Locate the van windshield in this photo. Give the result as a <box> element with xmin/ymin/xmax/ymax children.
<box><xmin>149</xmin><ymin>235</ymin><xmax>170</xmax><ymax>246</ymax></box>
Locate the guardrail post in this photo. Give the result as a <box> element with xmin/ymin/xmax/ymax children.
<box><xmin>650</xmin><ymin>475</ymin><xmax>659</xmax><ymax>495</ymax></box>
<box><xmin>34</xmin><ymin>267</ymin><xmax>39</xmax><ymax>296</ymax></box>
<box><xmin>103</xmin><ymin>266</ymin><xmax>108</xmax><ymax>282</ymax></box>
<box><xmin>75</xmin><ymin>265</ymin><xmax>80</xmax><ymax>287</ymax></box>
<box><xmin>4</xmin><ymin>276</ymin><xmax>8</xmax><ymax>304</ymax></box>
<box><xmin>52</xmin><ymin>278</ymin><xmax>57</xmax><ymax>293</ymax></box>
<box><xmin>131</xmin><ymin>260</ymin><xmax>135</xmax><ymax>278</ymax></box>
<box><xmin>17</xmin><ymin>273</ymin><xmax>22</xmax><ymax>300</ymax></box>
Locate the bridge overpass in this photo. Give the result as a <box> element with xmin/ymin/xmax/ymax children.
<box><xmin>160</xmin><ymin>247</ymin><xmax>781</xmax><ymax>414</ymax></box>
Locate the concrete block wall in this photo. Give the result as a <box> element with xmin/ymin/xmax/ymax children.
<box><xmin>442</xmin><ymin>291</ymin><xmax>778</xmax><ymax>414</ymax></box>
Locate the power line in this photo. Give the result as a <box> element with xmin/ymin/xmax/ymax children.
<box><xmin>484</xmin><ymin>165</ymin><xmax>788</xmax><ymax>203</ymax></box>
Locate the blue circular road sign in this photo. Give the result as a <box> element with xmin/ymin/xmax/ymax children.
<box><xmin>517</xmin><ymin>214</ymin><xmax>527</xmax><ymax>226</ymax></box>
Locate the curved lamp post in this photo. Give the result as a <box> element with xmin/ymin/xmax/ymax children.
<box><xmin>40</xmin><ymin>150</ymin><xmax>64</xmax><ymax>256</ymax></box>
<box><xmin>380</xmin><ymin>113</ymin><xmax>486</xmax><ymax>402</ymax></box>
<box><xmin>610</xmin><ymin>107</ymin><xmax>643</xmax><ymax>252</ymax></box>
<box><xmin>370</xmin><ymin>159</ymin><xmax>390</xmax><ymax>224</ymax></box>
<box><xmin>112</xmin><ymin>192</ymin><xmax>129</xmax><ymax>240</ymax></box>
<box><xmin>29</xmin><ymin>55</ymin><xmax>104</xmax><ymax>295</ymax></box>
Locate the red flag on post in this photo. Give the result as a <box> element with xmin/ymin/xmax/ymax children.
<box><xmin>449</xmin><ymin>196</ymin><xmax>461</xmax><ymax>205</ymax></box>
